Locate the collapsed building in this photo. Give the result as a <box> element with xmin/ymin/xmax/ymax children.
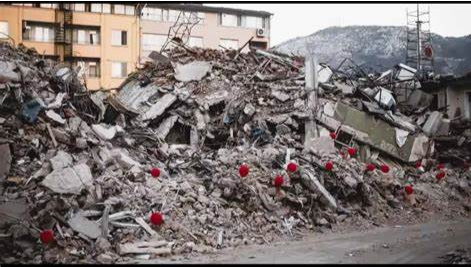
<box><xmin>0</xmin><ymin>41</ymin><xmax>470</xmax><ymax>264</ymax></box>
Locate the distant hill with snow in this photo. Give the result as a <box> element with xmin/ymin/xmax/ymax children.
<box><xmin>273</xmin><ymin>26</ymin><xmax>471</xmax><ymax>75</ymax></box>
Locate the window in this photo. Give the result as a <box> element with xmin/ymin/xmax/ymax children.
<box><xmin>188</xmin><ymin>36</ymin><xmax>203</xmax><ymax>48</ymax></box>
<box><xmin>114</xmin><ymin>4</ymin><xmax>125</xmax><ymax>14</ymax></box>
<box><xmin>125</xmin><ymin>5</ymin><xmax>134</xmax><ymax>15</ymax></box>
<box><xmin>111</xmin><ymin>30</ymin><xmax>127</xmax><ymax>46</ymax></box>
<box><xmin>91</xmin><ymin>4</ymin><xmax>102</xmax><ymax>13</ymax></box>
<box><xmin>111</xmin><ymin>62</ymin><xmax>127</xmax><ymax>78</ymax></box>
<box><xmin>220</xmin><ymin>13</ymin><xmax>238</xmax><ymax>27</ymax></box>
<box><xmin>219</xmin><ymin>39</ymin><xmax>238</xmax><ymax>50</ymax></box>
<box><xmin>23</xmin><ymin>25</ymin><xmax>54</xmax><ymax>42</ymax></box>
<box><xmin>142</xmin><ymin>33</ymin><xmax>167</xmax><ymax>52</ymax></box>
<box><xmin>168</xmin><ymin>10</ymin><xmax>180</xmax><ymax>22</ymax></box>
<box><xmin>76</xmin><ymin>61</ymin><xmax>100</xmax><ymax>78</ymax></box>
<box><xmin>73</xmin><ymin>29</ymin><xmax>100</xmax><ymax>45</ymax></box>
<box><xmin>77</xmin><ymin>30</ymin><xmax>86</xmax><ymax>44</ymax></box>
<box><xmin>73</xmin><ymin>3</ymin><xmax>85</xmax><ymax>12</ymax></box>
<box><xmin>196</xmin><ymin>12</ymin><xmax>205</xmax><ymax>24</ymax></box>
<box><xmin>102</xmin><ymin>4</ymin><xmax>111</xmax><ymax>13</ymax></box>
<box><xmin>142</xmin><ymin>7</ymin><xmax>163</xmax><ymax>21</ymax></box>
<box><xmin>0</xmin><ymin>21</ymin><xmax>8</xmax><ymax>38</ymax></box>
<box><xmin>243</xmin><ymin>16</ymin><xmax>264</xmax><ymax>29</ymax></box>
<box><xmin>40</xmin><ymin>4</ymin><xmax>57</xmax><ymax>9</ymax></box>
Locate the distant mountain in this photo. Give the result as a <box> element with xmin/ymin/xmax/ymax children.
<box><xmin>273</xmin><ymin>26</ymin><xmax>471</xmax><ymax>75</ymax></box>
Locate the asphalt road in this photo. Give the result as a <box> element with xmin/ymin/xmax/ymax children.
<box><xmin>136</xmin><ymin>218</ymin><xmax>471</xmax><ymax>264</ymax></box>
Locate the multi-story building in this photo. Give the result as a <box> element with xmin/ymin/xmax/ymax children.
<box><xmin>139</xmin><ymin>3</ymin><xmax>271</xmax><ymax>62</ymax></box>
<box><xmin>0</xmin><ymin>3</ymin><xmax>272</xmax><ymax>90</ymax></box>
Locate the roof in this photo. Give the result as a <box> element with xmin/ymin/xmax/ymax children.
<box><xmin>143</xmin><ymin>3</ymin><xmax>272</xmax><ymax>17</ymax></box>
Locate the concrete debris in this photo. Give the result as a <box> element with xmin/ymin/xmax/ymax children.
<box><xmin>50</xmin><ymin>150</ymin><xmax>73</xmax><ymax>170</ymax></box>
<box><xmin>68</xmin><ymin>212</ymin><xmax>101</xmax><ymax>239</ymax></box>
<box><xmin>41</xmin><ymin>164</ymin><xmax>93</xmax><ymax>194</ymax></box>
<box><xmin>0</xmin><ymin>144</ymin><xmax>12</xmax><ymax>181</ymax></box>
<box><xmin>174</xmin><ymin>61</ymin><xmax>212</xmax><ymax>82</ymax></box>
<box><xmin>0</xmin><ymin>41</ymin><xmax>470</xmax><ymax>264</ymax></box>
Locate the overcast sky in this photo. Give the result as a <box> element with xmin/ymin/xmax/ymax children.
<box><xmin>206</xmin><ymin>3</ymin><xmax>471</xmax><ymax>47</ymax></box>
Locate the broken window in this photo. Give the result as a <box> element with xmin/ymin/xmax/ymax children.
<box><xmin>73</xmin><ymin>3</ymin><xmax>85</xmax><ymax>12</ymax></box>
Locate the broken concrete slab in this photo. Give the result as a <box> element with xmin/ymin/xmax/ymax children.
<box><xmin>174</xmin><ymin>61</ymin><xmax>211</xmax><ymax>82</ymax></box>
<box><xmin>41</xmin><ymin>164</ymin><xmax>93</xmax><ymax>194</ymax></box>
<box><xmin>45</xmin><ymin>110</ymin><xmax>66</xmax><ymax>124</ymax></box>
<box><xmin>92</xmin><ymin>124</ymin><xmax>124</xmax><ymax>140</ymax></box>
<box><xmin>0</xmin><ymin>61</ymin><xmax>20</xmax><ymax>83</ymax></box>
<box><xmin>0</xmin><ymin>198</ymin><xmax>28</xmax><ymax>228</ymax></box>
<box><xmin>0</xmin><ymin>144</ymin><xmax>12</xmax><ymax>181</ymax></box>
<box><xmin>138</xmin><ymin>94</ymin><xmax>177</xmax><ymax>122</ymax></box>
<box><xmin>271</xmin><ymin>90</ymin><xmax>290</xmax><ymax>102</ymax></box>
<box><xmin>50</xmin><ymin>150</ymin><xmax>73</xmax><ymax>170</ymax></box>
<box><xmin>422</xmin><ymin>111</ymin><xmax>444</xmax><ymax>137</ymax></box>
<box><xmin>68</xmin><ymin>212</ymin><xmax>101</xmax><ymax>239</ymax></box>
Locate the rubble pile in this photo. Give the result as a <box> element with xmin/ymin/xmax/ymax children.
<box><xmin>0</xmin><ymin>42</ymin><xmax>470</xmax><ymax>264</ymax></box>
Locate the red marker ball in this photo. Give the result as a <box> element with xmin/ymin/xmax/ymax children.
<box><xmin>437</xmin><ymin>163</ymin><xmax>445</xmax><ymax>170</ymax></box>
<box><xmin>366</xmin><ymin>163</ymin><xmax>376</xmax><ymax>172</ymax></box>
<box><xmin>404</xmin><ymin>185</ymin><xmax>414</xmax><ymax>195</ymax></box>
<box><xmin>415</xmin><ymin>161</ymin><xmax>422</xmax><ymax>168</ymax></box>
<box><xmin>287</xmin><ymin>162</ymin><xmax>297</xmax><ymax>173</ymax></box>
<box><xmin>150</xmin><ymin>168</ymin><xmax>160</xmax><ymax>178</ymax></box>
<box><xmin>464</xmin><ymin>162</ymin><xmax>470</xmax><ymax>170</ymax></box>
<box><xmin>380</xmin><ymin>165</ymin><xmax>390</xmax><ymax>174</ymax></box>
<box><xmin>40</xmin><ymin>229</ymin><xmax>54</xmax><ymax>244</ymax></box>
<box><xmin>330</xmin><ymin>132</ymin><xmax>337</xmax><ymax>139</ymax></box>
<box><xmin>150</xmin><ymin>212</ymin><xmax>164</xmax><ymax>226</ymax></box>
<box><xmin>436</xmin><ymin>171</ymin><xmax>446</xmax><ymax>181</ymax></box>
<box><xmin>347</xmin><ymin>148</ymin><xmax>357</xmax><ymax>157</ymax></box>
<box><xmin>274</xmin><ymin>175</ymin><xmax>284</xmax><ymax>188</ymax></box>
<box><xmin>239</xmin><ymin>164</ymin><xmax>249</xmax><ymax>177</ymax></box>
<box><xmin>325</xmin><ymin>161</ymin><xmax>334</xmax><ymax>171</ymax></box>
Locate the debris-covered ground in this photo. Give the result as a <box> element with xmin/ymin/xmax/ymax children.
<box><xmin>0</xmin><ymin>41</ymin><xmax>470</xmax><ymax>264</ymax></box>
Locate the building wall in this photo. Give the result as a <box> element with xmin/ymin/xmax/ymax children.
<box><xmin>140</xmin><ymin>12</ymin><xmax>269</xmax><ymax>61</ymax></box>
<box><xmin>1</xmin><ymin>5</ymin><xmax>269</xmax><ymax>91</ymax></box>
<box><xmin>0</xmin><ymin>5</ymin><xmax>140</xmax><ymax>91</ymax></box>
<box><xmin>446</xmin><ymin>85</ymin><xmax>471</xmax><ymax>120</ymax></box>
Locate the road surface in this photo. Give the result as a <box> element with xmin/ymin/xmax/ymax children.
<box><xmin>136</xmin><ymin>218</ymin><xmax>471</xmax><ymax>264</ymax></box>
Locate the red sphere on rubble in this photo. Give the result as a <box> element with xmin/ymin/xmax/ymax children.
<box><xmin>437</xmin><ymin>163</ymin><xmax>445</xmax><ymax>170</ymax></box>
<box><xmin>325</xmin><ymin>161</ymin><xmax>334</xmax><ymax>171</ymax></box>
<box><xmin>366</xmin><ymin>163</ymin><xmax>376</xmax><ymax>172</ymax></box>
<box><xmin>330</xmin><ymin>132</ymin><xmax>337</xmax><ymax>139</ymax></box>
<box><xmin>239</xmin><ymin>164</ymin><xmax>249</xmax><ymax>177</ymax></box>
<box><xmin>287</xmin><ymin>162</ymin><xmax>298</xmax><ymax>173</ymax></box>
<box><xmin>415</xmin><ymin>161</ymin><xmax>422</xmax><ymax>168</ymax></box>
<box><xmin>150</xmin><ymin>168</ymin><xmax>160</xmax><ymax>178</ymax></box>
<box><xmin>40</xmin><ymin>229</ymin><xmax>54</xmax><ymax>244</ymax></box>
<box><xmin>150</xmin><ymin>212</ymin><xmax>164</xmax><ymax>226</ymax></box>
<box><xmin>347</xmin><ymin>148</ymin><xmax>357</xmax><ymax>157</ymax></box>
<box><xmin>274</xmin><ymin>175</ymin><xmax>284</xmax><ymax>188</ymax></box>
<box><xmin>404</xmin><ymin>185</ymin><xmax>414</xmax><ymax>195</ymax></box>
<box><xmin>436</xmin><ymin>171</ymin><xmax>446</xmax><ymax>181</ymax></box>
<box><xmin>464</xmin><ymin>162</ymin><xmax>470</xmax><ymax>171</ymax></box>
<box><xmin>380</xmin><ymin>165</ymin><xmax>390</xmax><ymax>174</ymax></box>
